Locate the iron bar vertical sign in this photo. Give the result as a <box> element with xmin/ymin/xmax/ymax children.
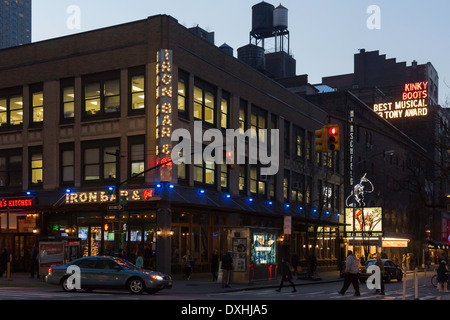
<box><xmin>156</xmin><ymin>49</ymin><xmax>174</xmax><ymax>182</ymax></box>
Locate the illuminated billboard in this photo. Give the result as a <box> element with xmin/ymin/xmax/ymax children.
<box><xmin>373</xmin><ymin>81</ymin><xmax>429</xmax><ymax>120</ymax></box>
<box><xmin>345</xmin><ymin>207</ymin><xmax>382</xmax><ymax>233</ymax></box>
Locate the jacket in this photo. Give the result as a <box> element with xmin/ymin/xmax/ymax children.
<box><xmin>437</xmin><ymin>261</ymin><xmax>448</xmax><ymax>283</ymax></box>
<box><xmin>345</xmin><ymin>254</ymin><xmax>359</xmax><ymax>274</ymax></box>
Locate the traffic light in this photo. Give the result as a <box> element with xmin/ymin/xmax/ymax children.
<box><xmin>327</xmin><ymin>125</ymin><xmax>340</xmax><ymax>152</ymax></box>
<box><xmin>315</xmin><ymin>127</ymin><xmax>327</xmax><ymax>153</ymax></box>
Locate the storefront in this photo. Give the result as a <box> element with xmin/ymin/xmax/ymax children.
<box><xmin>0</xmin><ymin>197</ymin><xmax>39</xmax><ymax>272</ymax></box>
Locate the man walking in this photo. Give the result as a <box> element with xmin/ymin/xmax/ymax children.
<box><xmin>338</xmin><ymin>250</ymin><xmax>360</xmax><ymax>296</ymax></box>
<box><xmin>221</xmin><ymin>250</ymin><xmax>233</xmax><ymax>288</ymax></box>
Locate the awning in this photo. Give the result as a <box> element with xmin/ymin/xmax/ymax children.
<box><xmin>427</xmin><ymin>240</ymin><xmax>450</xmax><ymax>250</ymax></box>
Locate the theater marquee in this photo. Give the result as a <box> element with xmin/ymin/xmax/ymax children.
<box><xmin>373</xmin><ymin>81</ymin><xmax>429</xmax><ymax>120</ymax></box>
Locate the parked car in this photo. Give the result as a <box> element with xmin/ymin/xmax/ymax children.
<box><xmin>46</xmin><ymin>256</ymin><xmax>173</xmax><ymax>294</ymax></box>
<box><xmin>358</xmin><ymin>259</ymin><xmax>403</xmax><ymax>283</ymax></box>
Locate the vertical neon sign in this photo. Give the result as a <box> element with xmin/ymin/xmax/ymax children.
<box><xmin>156</xmin><ymin>49</ymin><xmax>174</xmax><ymax>181</ymax></box>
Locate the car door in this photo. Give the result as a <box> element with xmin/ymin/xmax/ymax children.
<box><xmin>95</xmin><ymin>258</ymin><xmax>127</xmax><ymax>289</ymax></box>
<box><xmin>384</xmin><ymin>260</ymin><xmax>395</xmax><ymax>278</ymax></box>
<box><xmin>73</xmin><ymin>258</ymin><xmax>98</xmax><ymax>287</ymax></box>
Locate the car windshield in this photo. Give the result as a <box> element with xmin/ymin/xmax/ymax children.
<box><xmin>365</xmin><ymin>260</ymin><xmax>376</xmax><ymax>267</ymax></box>
<box><xmin>112</xmin><ymin>257</ymin><xmax>139</xmax><ymax>270</ymax></box>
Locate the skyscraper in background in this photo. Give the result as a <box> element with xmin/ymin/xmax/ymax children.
<box><xmin>0</xmin><ymin>0</ymin><xmax>31</xmax><ymax>49</ymax></box>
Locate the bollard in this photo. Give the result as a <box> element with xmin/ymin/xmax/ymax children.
<box><xmin>414</xmin><ymin>268</ymin><xmax>419</xmax><ymax>300</ymax></box>
<box><xmin>402</xmin><ymin>268</ymin><xmax>407</xmax><ymax>300</ymax></box>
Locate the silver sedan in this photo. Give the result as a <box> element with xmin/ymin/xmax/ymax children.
<box><xmin>45</xmin><ymin>256</ymin><xmax>173</xmax><ymax>294</ymax></box>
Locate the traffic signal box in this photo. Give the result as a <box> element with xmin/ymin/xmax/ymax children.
<box><xmin>315</xmin><ymin>125</ymin><xmax>340</xmax><ymax>152</ymax></box>
<box><xmin>315</xmin><ymin>127</ymin><xmax>327</xmax><ymax>153</ymax></box>
<box><xmin>327</xmin><ymin>125</ymin><xmax>340</xmax><ymax>152</ymax></box>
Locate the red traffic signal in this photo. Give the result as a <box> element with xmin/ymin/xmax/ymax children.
<box><xmin>327</xmin><ymin>125</ymin><xmax>340</xmax><ymax>152</ymax></box>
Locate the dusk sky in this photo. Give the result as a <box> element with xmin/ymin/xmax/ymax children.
<box><xmin>32</xmin><ymin>0</ymin><xmax>450</xmax><ymax>104</ymax></box>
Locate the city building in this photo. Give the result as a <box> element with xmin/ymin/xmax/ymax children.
<box><xmin>308</xmin><ymin>49</ymin><xmax>450</xmax><ymax>263</ymax></box>
<box><xmin>0</xmin><ymin>0</ymin><xmax>32</xmax><ymax>49</ymax></box>
<box><xmin>0</xmin><ymin>13</ymin><xmax>344</xmax><ymax>280</ymax></box>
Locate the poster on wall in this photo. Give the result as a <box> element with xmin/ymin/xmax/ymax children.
<box><xmin>232</xmin><ymin>238</ymin><xmax>247</xmax><ymax>272</ymax></box>
<box><xmin>251</xmin><ymin>232</ymin><xmax>276</xmax><ymax>265</ymax></box>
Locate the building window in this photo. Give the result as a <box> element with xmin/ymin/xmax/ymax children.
<box><xmin>284</xmin><ymin>120</ymin><xmax>290</xmax><ymax>157</ymax></box>
<box><xmin>178</xmin><ymin>70</ymin><xmax>188</xmax><ymax>118</ymax></box>
<box><xmin>294</xmin><ymin>126</ymin><xmax>304</xmax><ymax>158</ymax></box>
<box><xmin>250</xmin><ymin>165</ymin><xmax>266</xmax><ymax>197</ymax></box>
<box><xmin>0</xmin><ymin>150</ymin><xmax>22</xmax><ymax>187</ymax></box>
<box><xmin>221</xmin><ymin>92</ymin><xmax>230</xmax><ymax>129</ymax></box>
<box><xmin>61</xmin><ymin>144</ymin><xmax>75</xmax><ymax>184</ymax></box>
<box><xmin>0</xmin><ymin>92</ymin><xmax>23</xmax><ymax>129</ymax></box>
<box><xmin>83</xmin><ymin>72</ymin><xmax>120</xmax><ymax>118</ymax></box>
<box><xmin>239</xmin><ymin>164</ymin><xmax>247</xmax><ymax>193</ymax></box>
<box><xmin>220</xmin><ymin>163</ymin><xmax>229</xmax><ymax>190</ymax></box>
<box><xmin>129</xmin><ymin>137</ymin><xmax>145</xmax><ymax>179</ymax></box>
<box><xmin>291</xmin><ymin>173</ymin><xmax>304</xmax><ymax>205</ymax></box>
<box><xmin>30</xmin><ymin>85</ymin><xmax>44</xmax><ymax>125</ymax></box>
<box><xmin>82</xmin><ymin>140</ymin><xmax>119</xmax><ymax>183</ymax></box>
<box><xmin>239</xmin><ymin>100</ymin><xmax>247</xmax><ymax>133</ymax></box>
<box><xmin>130</xmin><ymin>70</ymin><xmax>145</xmax><ymax>113</ymax></box>
<box><xmin>194</xmin><ymin>162</ymin><xmax>215</xmax><ymax>186</ymax></box>
<box><xmin>61</xmin><ymin>85</ymin><xmax>75</xmax><ymax>121</ymax></box>
<box><xmin>306</xmin><ymin>131</ymin><xmax>312</xmax><ymax>162</ymax></box>
<box><xmin>283</xmin><ymin>170</ymin><xmax>290</xmax><ymax>202</ymax></box>
<box><xmin>30</xmin><ymin>150</ymin><xmax>43</xmax><ymax>185</ymax></box>
<box><xmin>251</xmin><ymin>106</ymin><xmax>267</xmax><ymax>143</ymax></box>
<box><xmin>193</xmin><ymin>79</ymin><xmax>216</xmax><ymax>126</ymax></box>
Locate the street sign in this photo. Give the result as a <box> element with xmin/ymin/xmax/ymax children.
<box><xmin>108</xmin><ymin>204</ymin><xmax>124</xmax><ymax>211</ymax></box>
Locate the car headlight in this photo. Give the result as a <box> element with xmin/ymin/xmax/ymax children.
<box><xmin>150</xmin><ymin>275</ymin><xmax>164</xmax><ymax>281</ymax></box>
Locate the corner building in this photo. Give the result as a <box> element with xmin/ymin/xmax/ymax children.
<box><xmin>0</xmin><ymin>15</ymin><xmax>344</xmax><ymax>280</ymax></box>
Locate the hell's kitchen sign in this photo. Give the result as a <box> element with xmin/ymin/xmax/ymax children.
<box><xmin>345</xmin><ymin>207</ymin><xmax>383</xmax><ymax>234</ymax></box>
<box><xmin>373</xmin><ymin>81</ymin><xmax>429</xmax><ymax>120</ymax></box>
<box><xmin>0</xmin><ymin>197</ymin><xmax>33</xmax><ymax>208</ymax></box>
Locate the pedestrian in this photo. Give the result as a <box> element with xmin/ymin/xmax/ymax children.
<box><xmin>436</xmin><ymin>259</ymin><xmax>448</xmax><ymax>293</ymax></box>
<box><xmin>30</xmin><ymin>245</ymin><xmax>39</xmax><ymax>278</ymax></box>
<box><xmin>276</xmin><ymin>257</ymin><xmax>296</xmax><ymax>293</ymax></box>
<box><xmin>135</xmin><ymin>250</ymin><xmax>144</xmax><ymax>269</ymax></box>
<box><xmin>393</xmin><ymin>254</ymin><xmax>399</xmax><ymax>266</ymax></box>
<box><xmin>0</xmin><ymin>248</ymin><xmax>8</xmax><ymax>278</ymax></box>
<box><xmin>338</xmin><ymin>250</ymin><xmax>361</xmax><ymax>296</ymax></box>
<box><xmin>374</xmin><ymin>255</ymin><xmax>385</xmax><ymax>295</ymax></box>
<box><xmin>182</xmin><ymin>250</ymin><xmax>194</xmax><ymax>280</ymax></box>
<box><xmin>406</xmin><ymin>253</ymin><xmax>411</xmax><ymax>271</ymax></box>
<box><xmin>211</xmin><ymin>249</ymin><xmax>219</xmax><ymax>282</ymax></box>
<box><xmin>401</xmin><ymin>254</ymin><xmax>406</xmax><ymax>271</ymax></box>
<box><xmin>221</xmin><ymin>250</ymin><xmax>233</xmax><ymax>288</ymax></box>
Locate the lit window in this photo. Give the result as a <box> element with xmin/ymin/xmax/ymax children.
<box><xmin>131</xmin><ymin>75</ymin><xmax>145</xmax><ymax>110</ymax></box>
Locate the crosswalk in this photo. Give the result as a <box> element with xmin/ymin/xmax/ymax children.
<box><xmin>208</xmin><ymin>288</ymin><xmax>441</xmax><ymax>300</ymax></box>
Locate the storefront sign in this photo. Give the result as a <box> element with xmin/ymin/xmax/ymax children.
<box><xmin>345</xmin><ymin>207</ymin><xmax>382</xmax><ymax>233</ymax></box>
<box><xmin>373</xmin><ymin>81</ymin><xmax>429</xmax><ymax>120</ymax></box>
<box><xmin>0</xmin><ymin>197</ymin><xmax>33</xmax><ymax>208</ymax></box>
<box><xmin>382</xmin><ymin>239</ymin><xmax>409</xmax><ymax>248</ymax></box>
<box><xmin>65</xmin><ymin>189</ymin><xmax>157</xmax><ymax>204</ymax></box>
<box><xmin>156</xmin><ymin>49</ymin><xmax>174</xmax><ymax>182</ymax></box>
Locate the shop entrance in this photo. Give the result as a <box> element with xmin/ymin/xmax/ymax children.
<box><xmin>12</xmin><ymin>234</ymin><xmax>35</xmax><ymax>272</ymax></box>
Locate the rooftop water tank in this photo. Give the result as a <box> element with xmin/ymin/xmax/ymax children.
<box><xmin>273</xmin><ymin>4</ymin><xmax>288</xmax><ymax>30</ymax></box>
<box><xmin>251</xmin><ymin>2</ymin><xmax>275</xmax><ymax>37</ymax></box>
<box><xmin>237</xmin><ymin>44</ymin><xmax>266</xmax><ymax>71</ymax></box>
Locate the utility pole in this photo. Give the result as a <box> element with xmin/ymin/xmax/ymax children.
<box><xmin>106</xmin><ymin>149</ymin><xmax>122</xmax><ymax>257</ymax></box>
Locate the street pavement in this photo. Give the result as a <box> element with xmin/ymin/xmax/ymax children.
<box><xmin>0</xmin><ymin>267</ymin><xmax>448</xmax><ymax>300</ymax></box>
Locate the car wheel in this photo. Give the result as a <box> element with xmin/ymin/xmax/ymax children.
<box><xmin>128</xmin><ymin>277</ymin><xmax>145</xmax><ymax>294</ymax></box>
<box><xmin>397</xmin><ymin>273</ymin><xmax>403</xmax><ymax>282</ymax></box>
<box><xmin>61</xmin><ymin>276</ymin><xmax>76</xmax><ymax>292</ymax></box>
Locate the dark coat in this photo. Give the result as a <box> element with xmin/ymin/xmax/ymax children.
<box><xmin>280</xmin><ymin>261</ymin><xmax>293</xmax><ymax>280</ymax></box>
<box><xmin>221</xmin><ymin>253</ymin><xmax>233</xmax><ymax>270</ymax></box>
<box><xmin>437</xmin><ymin>262</ymin><xmax>448</xmax><ymax>283</ymax></box>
